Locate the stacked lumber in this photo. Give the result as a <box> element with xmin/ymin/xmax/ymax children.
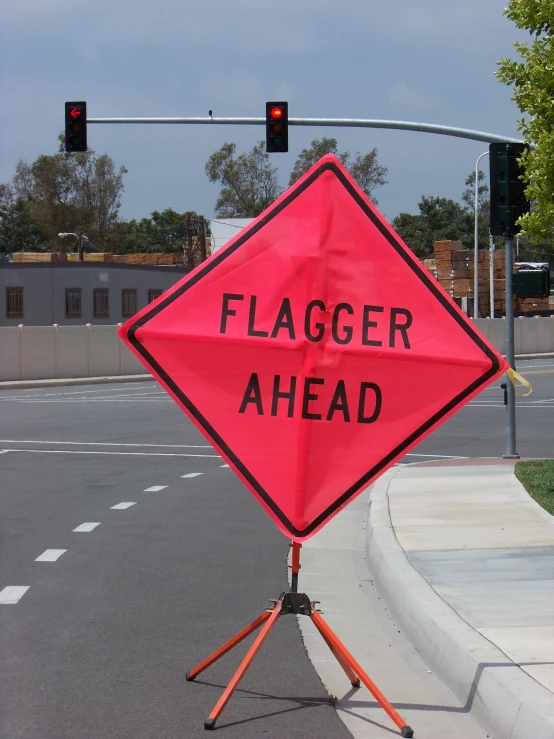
<box><xmin>428</xmin><ymin>240</ymin><xmax>507</xmax><ymax>314</ymax></box>
<box><xmin>515</xmin><ymin>297</ymin><xmax>550</xmax><ymax>312</ymax></box>
<box><xmin>112</xmin><ymin>253</ymin><xmax>177</xmax><ymax>265</ymax></box>
<box><xmin>83</xmin><ymin>253</ymin><xmax>113</xmax><ymax>262</ymax></box>
<box><xmin>12</xmin><ymin>252</ymin><xmax>66</xmax><ymax>262</ymax></box>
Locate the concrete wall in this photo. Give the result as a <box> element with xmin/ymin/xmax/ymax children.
<box><xmin>0</xmin><ymin>318</ymin><xmax>552</xmax><ymax>383</ymax></box>
<box><xmin>473</xmin><ymin>316</ymin><xmax>554</xmax><ymax>356</ymax></box>
<box><xmin>0</xmin><ymin>324</ymin><xmax>144</xmax><ymax>381</ymax></box>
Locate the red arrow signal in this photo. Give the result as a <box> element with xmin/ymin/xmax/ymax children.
<box><xmin>70</xmin><ymin>107</ymin><xmax>82</xmax><ymax>119</ymax></box>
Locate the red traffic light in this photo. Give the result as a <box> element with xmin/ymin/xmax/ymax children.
<box><xmin>269</xmin><ymin>106</ymin><xmax>283</xmax><ymax>119</ymax></box>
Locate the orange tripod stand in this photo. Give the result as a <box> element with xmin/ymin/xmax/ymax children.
<box><xmin>186</xmin><ymin>542</ymin><xmax>414</xmax><ymax>736</ymax></box>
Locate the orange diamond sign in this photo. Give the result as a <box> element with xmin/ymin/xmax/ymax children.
<box><xmin>119</xmin><ymin>155</ymin><xmax>508</xmax><ymax>540</ymax></box>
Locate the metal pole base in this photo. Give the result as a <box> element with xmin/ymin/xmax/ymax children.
<box><xmin>502</xmin><ymin>454</ymin><xmax>520</xmax><ymax>459</ymax></box>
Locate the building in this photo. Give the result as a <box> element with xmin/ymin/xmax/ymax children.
<box><xmin>1</xmin><ymin>261</ymin><xmax>188</xmax><ymax>327</ymax></box>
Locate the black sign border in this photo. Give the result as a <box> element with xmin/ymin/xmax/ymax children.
<box><xmin>126</xmin><ymin>160</ymin><xmax>500</xmax><ymax>538</ymax></box>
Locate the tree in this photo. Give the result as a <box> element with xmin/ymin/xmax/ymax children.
<box><xmin>0</xmin><ymin>184</ymin><xmax>48</xmax><ymax>255</ymax></box>
<box><xmin>289</xmin><ymin>137</ymin><xmax>387</xmax><ymax>204</ymax></box>
<box><xmin>205</xmin><ymin>142</ymin><xmax>281</xmax><ymax>217</ymax></box>
<box><xmin>6</xmin><ymin>133</ymin><xmax>127</xmax><ymax>251</ymax></box>
<box><xmin>496</xmin><ymin>0</ymin><xmax>554</xmax><ymax>256</ymax></box>
<box><xmin>120</xmin><ymin>209</ymin><xmax>207</xmax><ymax>255</ymax></box>
<box><xmin>392</xmin><ymin>196</ymin><xmax>473</xmax><ymax>258</ymax></box>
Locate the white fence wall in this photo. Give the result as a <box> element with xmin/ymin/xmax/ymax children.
<box><xmin>0</xmin><ymin>319</ymin><xmax>552</xmax><ymax>383</ymax></box>
<box><xmin>473</xmin><ymin>316</ymin><xmax>554</xmax><ymax>357</ymax></box>
<box><xmin>0</xmin><ymin>324</ymin><xmax>144</xmax><ymax>382</ymax></box>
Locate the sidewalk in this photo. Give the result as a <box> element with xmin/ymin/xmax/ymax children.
<box><xmin>299</xmin><ymin>460</ymin><xmax>554</xmax><ymax>739</ymax></box>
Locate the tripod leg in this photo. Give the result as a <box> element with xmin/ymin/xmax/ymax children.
<box><xmin>318</xmin><ymin>629</ymin><xmax>360</xmax><ymax>687</ymax></box>
<box><xmin>311</xmin><ymin>611</ymin><xmax>414</xmax><ymax>738</ymax></box>
<box><xmin>204</xmin><ymin>602</ymin><xmax>281</xmax><ymax>730</ymax></box>
<box><xmin>186</xmin><ymin>611</ymin><xmax>271</xmax><ymax>681</ymax></box>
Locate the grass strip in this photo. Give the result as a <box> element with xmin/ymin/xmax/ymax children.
<box><xmin>515</xmin><ymin>459</ymin><xmax>554</xmax><ymax>516</ymax></box>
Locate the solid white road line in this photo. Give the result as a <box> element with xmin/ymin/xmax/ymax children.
<box><xmin>220</xmin><ymin>464</ymin><xmax>230</xmax><ymax>468</ymax></box>
<box><xmin>1</xmin><ymin>449</ymin><xmax>219</xmax><ymax>458</ymax></box>
<box><xmin>5</xmin><ymin>389</ymin><xmax>165</xmax><ymax>400</ymax></box>
<box><xmin>110</xmin><ymin>502</ymin><xmax>137</xmax><ymax>510</ymax></box>
<box><xmin>35</xmin><ymin>549</ymin><xmax>67</xmax><ymax>562</ymax></box>
<box><xmin>1</xmin><ymin>398</ymin><xmax>170</xmax><ymax>404</ymax></box>
<box><xmin>0</xmin><ymin>439</ymin><xmax>212</xmax><ymax>449</ymax></box>
<box><xmin>144</xmin><ymin>485</ymin><xmax>167</xmax><ymax>492</ymax></box>
<box><xmin>0</xmin><ymin>586</ymin><xmax>30</xmax><ymax>604</ymax></box>
<box><xmin>73</xmin><ymin>522</ymin><xmax>101</xmax><ymax>532</ymax></box>
<box><xmin>181</xmin><ymin>473</ymin><xmax>204</xmax><ymax>478</ymax></box>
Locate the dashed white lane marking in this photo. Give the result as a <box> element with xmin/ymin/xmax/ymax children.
<box><xmin>0</xmin><ymin>439</ymin><xmax>212</xmax><ymax>449</ymax></box>
<box><xmin>144</xmin><ymin>485</ymin><xmax>167</xmax><ymax>492</ymax></box>
<box><xmin>111</xmin><ymin>502</ymin><xmax>137</xmax><ymax>510</ymax></box>
<box><xmin>1</xmin><ymin>449</ymin><xmax>219</xmax><ymax>458</ymax></box>
<box><xmin>35</xmin><ymin>549</ymin><xmax>67</xmax><ymax>562</ymax></box>
<box><xmin>221</xmin><ymin>464</ymin><xmax>230</xmax><ymax>468</ymax></box>
<box><xmin>0</xmin><ymin>586</ymin><xmax>30</xmax><ymax>604</ymax></box>
<box><xmin>181</xmin><ymin>473</ymin><xmax>204</xmax><ymax>478</ymax></box>
<box><xmin>73</xmin><ymin>522</ymin><xmax>101</xmax><ymax>532</ymax></box>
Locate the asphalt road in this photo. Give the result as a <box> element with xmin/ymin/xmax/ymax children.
<box><xmin>0</xmin><ymin>358</ymin><xmax>552</xmax><ymax>738</ymax></box>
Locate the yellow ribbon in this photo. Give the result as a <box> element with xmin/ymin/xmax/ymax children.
<box><xmin>507</xmin><ymin>368</ymin><xmax>532</xmax><ymax>397</ymax></box>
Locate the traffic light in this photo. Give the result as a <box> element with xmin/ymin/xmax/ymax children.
<box><xmin>489</xmin><ymin>142</ymin><xmax>529</xmax><ymax>237</ymax></box>
<box><xmin>266</xmin><ymin>102</ymin><xmax>288</xmax><ymax>153</ymax></box>
<box><xmin>65</xmin><ymin>101</ymin><xmax>87</xmax><ymax>152</ymax></box>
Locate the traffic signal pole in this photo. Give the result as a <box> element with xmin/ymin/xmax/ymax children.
<box><xmin>504</xmin><ymin>236</ymin><xmax>519</xmax><ymax>459</ymax></box>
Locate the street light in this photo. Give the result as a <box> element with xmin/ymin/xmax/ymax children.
<box><xmin>473</xmin><ymin>150</ymin><xmax>489</xmax><ymax>318</ymax></box>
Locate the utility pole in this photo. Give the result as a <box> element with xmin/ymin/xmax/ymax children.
<box><xmin>198</xmin><ymin>216</ymin><xmax>207</xmax><ymax>262</ymax></box>
<box><xmin>185</xmin><ymin>214</ymin><xmax>194</xmax><ymax>270</ymax></box>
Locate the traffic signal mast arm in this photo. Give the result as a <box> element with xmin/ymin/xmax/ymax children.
<box><xmin>86</xmin><ymin>114</ymin><xmax>523</xmax><ymax>145</ymax></box>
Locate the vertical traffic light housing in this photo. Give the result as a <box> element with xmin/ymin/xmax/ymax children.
<box><xmin>266</xmin><ymin>102</ymin><xmax>288</xmax><ymax>153</ymax></box>
<box><xmin>489</xmin><ymin>142</ymin><xmax>529</xmax><ymax>237</ymax></box>
<box><xmin>65</xmin><ymin>101</ymin><xmax>87</xmax><ymax>152</ymax></box>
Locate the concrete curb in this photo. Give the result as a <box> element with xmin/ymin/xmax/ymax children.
<box><xmin>366</xmin><ymin>468</ymin><xmax>554</xmax><ymax>739</ymax></box>
<box><xmin>0</xmin><ymin>375</ymin><xmax>153</xmax><ymax>390</ymax></box>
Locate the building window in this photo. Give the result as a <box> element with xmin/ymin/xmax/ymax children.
<box><xmin>65</xmin><ymin>288</ymin><xmax>82</xmax><ymax>319</ymax></box>
<box><xmin>93</xmin><ymin>289</ymin><xmax>109</xmax><ymax>318</ymax></box>
<box><xmin>122</xmin><ymin>289</ymin><xmax>137</xmax><ymax>318</ymax></box>
<box><xmin>148</xmin><ymin>289</ymin><xmax>162</xmax><ymax>303</ymax></box>
<box><xmin>6</xmin><ymin>287</ymin><xmax>23</xmax><ymax>319</ymax></box>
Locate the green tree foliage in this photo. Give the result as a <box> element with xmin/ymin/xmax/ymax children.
<box><xmin>392</xmin><ymin>171</ymin><xmax>499</xmax><ymax>259</ymax></box>
<box><xmin>120</xmin><ymin>209</ymin><xmax>206</xmax><ymax>254</ymax></box>
<box><xmin>0</xmin><ymin>184</ymin><xmax>48</xmax><ymax>255</ymax></box>
<box><xmin>2</xmin><ymin>133</ymin><xmax>127</xmax><ymax>252</ymax></box>
<box><xmin>289</xmin><ymin>137</ymin><xmax>387</xmax><ymax>204</ymax></box>
<box><xmin>205</xmin><ymin>142</ymin><xmax>281</xmax><ymax>217</ymax></box>
<box><xmin>393</xmin><ymin>196</ymin><xmax>473</xmax><ymax>258</ymax></box>
<box><xmin>496</xmin><ymin>0</ymin><xmax>554</xmax><ymax>255</ymax></box>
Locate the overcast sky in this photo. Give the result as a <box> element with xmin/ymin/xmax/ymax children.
<box><xmin>0</xmin><ymin>0</ymin><xmax>524</xmax><ymax>225</ymax></box>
